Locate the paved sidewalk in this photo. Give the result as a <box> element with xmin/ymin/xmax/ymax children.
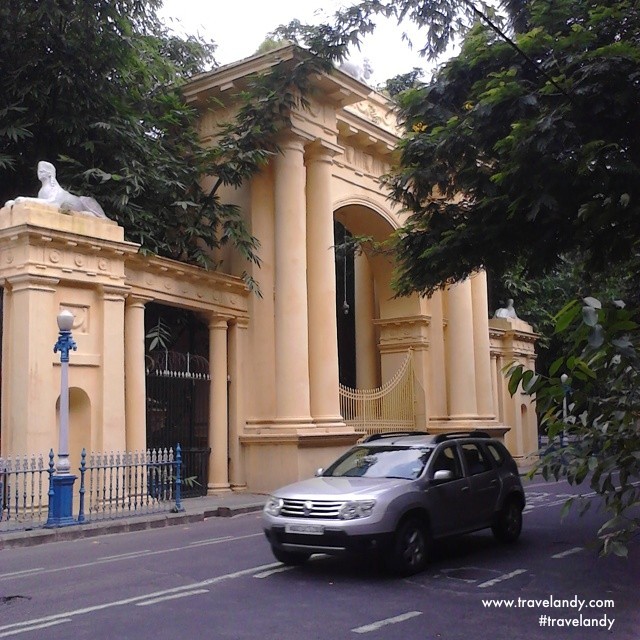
<box><xmin>0</xmin><ymin>491</ymin><xmax>267</xmax><ymax>551</ymax></box>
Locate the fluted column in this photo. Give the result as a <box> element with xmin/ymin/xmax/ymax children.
<box><xmin>273</xmin><ymin>135</ymin><xmax>312</xmax><ymax>426</ymax></box>
<box><xmin>124</xmin><ymin>295</ymin><xmax>151</xmax><ymax>455</ymax></box>
<box><xmin>208</xmin><ymin>316</ymin><xmax>230</xmax><ymax>492</ymax></box>
<box><xmin>445</xmin><ymin>279</ymin><xmax>478</xmax><ymax>418</ymax></box>
<box><xmin>471</xmin><ymin>271</ymin><xmax>496</xmax><ymax>419</ymax></box>
<box><xmin>306</xmin><ymin>141</ymin><xmax>343</xmax><ymax>426</ymax></box>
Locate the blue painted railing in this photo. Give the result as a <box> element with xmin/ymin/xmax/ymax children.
<box><xmin>0</xmin><ymin>444</ymin><xmax>184</xmax><ymax>533</ymax></box>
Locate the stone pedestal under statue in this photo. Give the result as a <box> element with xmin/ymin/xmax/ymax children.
<box><xmin>0</xmin><ymin>201</ymin><xmax>138</xmax><ymax>465</ymax></box>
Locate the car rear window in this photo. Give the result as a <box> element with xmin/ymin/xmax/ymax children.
<box><xmin>485</xmin><ymin>443</ymin><xmax>505</xmax><ymax>466</ymax></box>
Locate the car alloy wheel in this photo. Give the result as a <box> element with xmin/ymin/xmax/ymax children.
<box><xmin>492</xmin><ymin>499</ymin><xmax>523</xmax><ymax>543</ymax></box>
<box><xmin>388</xmin><ymin>517</ymin><xmax>429</xmax><ymax>576</ymax></box>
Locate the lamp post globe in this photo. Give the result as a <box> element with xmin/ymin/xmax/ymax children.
<box><xmin>57</xmin><ymin>309</ymin><xmax>74</xmax><ymax>332</ymax></box>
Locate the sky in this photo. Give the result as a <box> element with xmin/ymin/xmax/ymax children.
<box><xmin>158</xmin><ymin>0</ymin><xmax>433</xmax><ymax>86</ymax></box>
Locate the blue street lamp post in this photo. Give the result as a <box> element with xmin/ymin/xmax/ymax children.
<box><xmin>46</xmin><ymin>310</ymin><xmax>78</xmax><ymax>527</ymax></box>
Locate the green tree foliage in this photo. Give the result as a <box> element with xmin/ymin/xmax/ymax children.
<box><xmin>381</xmin><ymin>68</ymin><xmax>424</xmax><ymax>98</ymax></box>
<box><xmin>388</xmin><ymin>0</ymin><xmax>640</xmax><ymax>296</ymax></box>
<box><xmin>0</xmin><ymin>1</ymin><xmax>226</xmax><ymax>265</ymax></box>
<box><xmin>0</xmin><ymin>2</ymin><xmax>341</xmax><ymax>290</ymax></box>
<box><xmin>509</xmin><ymin>297</ymin><xmax>640</xmax><ymax>555</ymax></box>
<box><xmin>1</xmin><ymin>0</ymin><xmax>307</xmax><ymax>290</ymax></box>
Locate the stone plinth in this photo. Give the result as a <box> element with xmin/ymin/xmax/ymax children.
<box><xmin>489</xmin><ymin>316</ymin><xmax>539</xmax><ymax>463</ymax></box>
<box><xmin>0</xmin><ymin>201</ymin><xmax>139</xmax><ymax>467</ymax></box>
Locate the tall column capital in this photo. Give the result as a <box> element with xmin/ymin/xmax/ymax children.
<box><xmin>305</xmin><ymin>138</ymin><xmax>343</xmax><ymax>164</ymax></box>
<box><xmin>276</xmin><ymin>132</ymin><xmax>307</xmax><ymax>155</ymax></box>
<box><xmin>231</xmin><ymin>317</ymin><xmax>250</xmax><ymax>330</ymax></box>
<box><xmin>125</xmin><ymin>294</ymin><xmax>153</xmax><ymax>309</ymax></box>
<box><xmin>6</xmin><ymin>273</ymin><xmax>59</xmax><ymax>293</ymax></box>
<box><xmin>208</xmin><ymin>314</ymin><xmax>231</xmax><ymax>330</ymax></box>
<box><xmin>99</xmin><ymin>284</ymin><xmax>128</xmax><ymax>303</ymax></box>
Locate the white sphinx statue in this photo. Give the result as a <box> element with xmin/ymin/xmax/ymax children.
<box><xmin>339</xmin><ymin>58</ymin><xmax>373</xmax><ymax>84</ymax></box>
<box><xmin>494</xmin><ymin>298</ymin><xmax>519</xmax><ymax>319</ymax></box>
<box><xmin>4</xmin><ymin>161</ymin><xmax>109</xmax><ymax>219</ymax></box>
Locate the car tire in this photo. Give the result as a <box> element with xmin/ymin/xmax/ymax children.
<box><xmin>492</xmin><ymin>498</ymin><xmax>523</xmax><ymax>543</ymax></box>
<box><xmin>271</xmin><ymin>546</ymin><xmax>311</xmax><ymax>566</ymax></box>
<box><xmin>386</xmin><ymin>517</ymin><xmax>430</xmax><ymax>576</ymax></box>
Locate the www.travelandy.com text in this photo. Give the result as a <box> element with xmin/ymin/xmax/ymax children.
<box><xmin>482</xmin><ymin>595</ymin><xmax>615</xmax><ymax>631</ymax></box>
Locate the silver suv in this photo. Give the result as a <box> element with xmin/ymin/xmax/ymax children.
<box><xmin>263</xmin><ymin>431</ymin><xmax>525</xmax><ymax>575</ymax></box>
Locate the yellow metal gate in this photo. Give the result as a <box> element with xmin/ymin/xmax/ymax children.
<box><xmin>339</xmin><ymin>350</ymin><xmax>416</xmax><ymax>439</ymax></box>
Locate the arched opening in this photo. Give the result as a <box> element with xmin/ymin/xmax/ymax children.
<box><xmin>334</xmin><ymin>201</ymin><xmax>424</xmax><ymax>435</ymax></box>
<box><xmin>335</xmin><ymin>202</ymin><xmax>421</xmax><ymax>388</ymax></box>
<box><xmin>334</xmin><ymin>220</ymin><xmax>356</xmax><ymax>388</ymax></box>
<box><xmin>56</xmin><ymin>387</ymin><xmax>90</xmax><ymax>475</ymax></box>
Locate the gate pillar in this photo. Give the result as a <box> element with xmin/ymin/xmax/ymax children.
<box><xmin>0</xmin><ymin>201</ymin><xmax>139</xmax><ymax>461</ymax></box>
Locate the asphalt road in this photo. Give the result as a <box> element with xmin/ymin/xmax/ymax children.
<box><xmin>0</xmin><ymin>478</ymin><xmax>638</xmax><ymax>640</ymax></box>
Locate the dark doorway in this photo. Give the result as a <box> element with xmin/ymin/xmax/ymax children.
<box><xmin>145</xmin><ymin>304</ymin><xmax>210</xmax><ymax>498</ymax></box>
<box><xmin>335</xmin><ymin>221</ymin><xmax>356</xmax><ymax>388</ymax></box>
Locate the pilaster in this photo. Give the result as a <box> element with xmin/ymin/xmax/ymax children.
<box><xmin>99</xmin><ymin>285</ymin><xmax>128</xmax><ymax>453</ymax></box>
<box><xmin>489</xmin><ymin>317</ymin><xmax>539</xmax><ymax>462</ymax></box>
<box><xmin>445</xmin><ymin>279</ymin><xmax>478</xmax><ymax>419</ymax></box>
<box><xmin>228</xmin><ymin>318</ymin><xmax>248</xmax><ymax>489</ymax></box>
<box><xmin>2</xmin><ymin>274</ymin><xmax>59</xmax><ymax>455</ymax></box>
<box><xmin>471</xmin><ymin>271</ymin><xmax>497</xmax><ymax>420</ymax></box>
<box><xmin>354</xmin><ymin>252</ymin><xmax>378</xmax><ymax>389</ymax></box>
<box><xmin>375</xmin><ymin>315</ymin><xmax>430</xmax><ymax>429</ymax></box>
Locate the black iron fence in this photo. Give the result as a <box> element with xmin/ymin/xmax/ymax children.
<box><xmin>145</xmin><ymin>350</ymin><xmax>210</xmax><ymax>497</ymax></box>
<box><xmin>0</xmin><ymin>445</ymin><xmax>186</xmax><ymax>533</ymax></box>
<box><xmin>0</xmin><ymin>454</ymin><xmax>48</xmax><ymax>530</ymax></box>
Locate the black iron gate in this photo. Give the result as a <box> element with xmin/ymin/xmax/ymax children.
<box><xmin>146</xmin><ymin>351</ymin><xmax>210</xmax><ymax>498</ymax></box>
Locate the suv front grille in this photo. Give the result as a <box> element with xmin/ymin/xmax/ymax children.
<box><xmin>281</xmin><ymin>499</ymin><xmax>345</xmax><ymax>519</ymax></box>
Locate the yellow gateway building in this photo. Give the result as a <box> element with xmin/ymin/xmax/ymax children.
<box><xmin>0</xmin><ymin>46</ymin><xmax>538</xmax><ymax>494</ymax></box>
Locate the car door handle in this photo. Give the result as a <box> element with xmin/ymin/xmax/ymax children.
<box><xmin>490</xmin><ymin>480</ymin><xmax>499</xmax><ymax>486</ymax></box>
<box><xmin>461</xmin><ymin>486</ymin><xmax>470</xmax><ymax>493</ymax></box>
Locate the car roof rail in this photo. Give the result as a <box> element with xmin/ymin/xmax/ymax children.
<box><xmin>432</xmin><ymin>430</ymin><xmax>491</xmax><ymax>443</ymax></box>
<box><xmin>363</xmin><ymin>431</ymin><xmax>430</xmax><ymax>443</ymax></box>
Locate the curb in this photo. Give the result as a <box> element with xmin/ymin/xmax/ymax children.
<box><xmin>0</xmin><ymin>502</ymin><xmax>265</xmax><ymax>551</ymax></box>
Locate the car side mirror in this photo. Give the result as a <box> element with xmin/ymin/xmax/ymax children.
<box><xmin>433</xmin><ymin>469</ymin><xmax>453</xmax><ymax>483</ymax></box>
<box><xmin>315</xmin><ymin>468</ymin><xmax>324</xmax><ymax>477</ymax></box>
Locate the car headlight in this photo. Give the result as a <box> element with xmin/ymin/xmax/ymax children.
<box><xmin>338</xmin><ymin>500</ymin><xmax>376</xmax><ymax>520</ymax></box>
<box><xmin>264</xmin><ymin>496</ymin><xmax>284</xmax><ymax>516</ymax></box>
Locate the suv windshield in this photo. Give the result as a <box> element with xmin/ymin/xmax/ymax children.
<box><xmin>323</xmin><ymin>445</ymin><xmax>432</xmax><ymax>480</ymax></box>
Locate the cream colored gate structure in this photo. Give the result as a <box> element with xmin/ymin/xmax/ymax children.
<box><xmin>339</xmin><ymin>350</ymin><xmax>416</xmax><ymax>439</ymax></box>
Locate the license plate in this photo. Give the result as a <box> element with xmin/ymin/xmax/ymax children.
<box><xmin>285</xmin><ymin>523</ymin><xmax>324</xmax><ymax>535</ymax></box>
